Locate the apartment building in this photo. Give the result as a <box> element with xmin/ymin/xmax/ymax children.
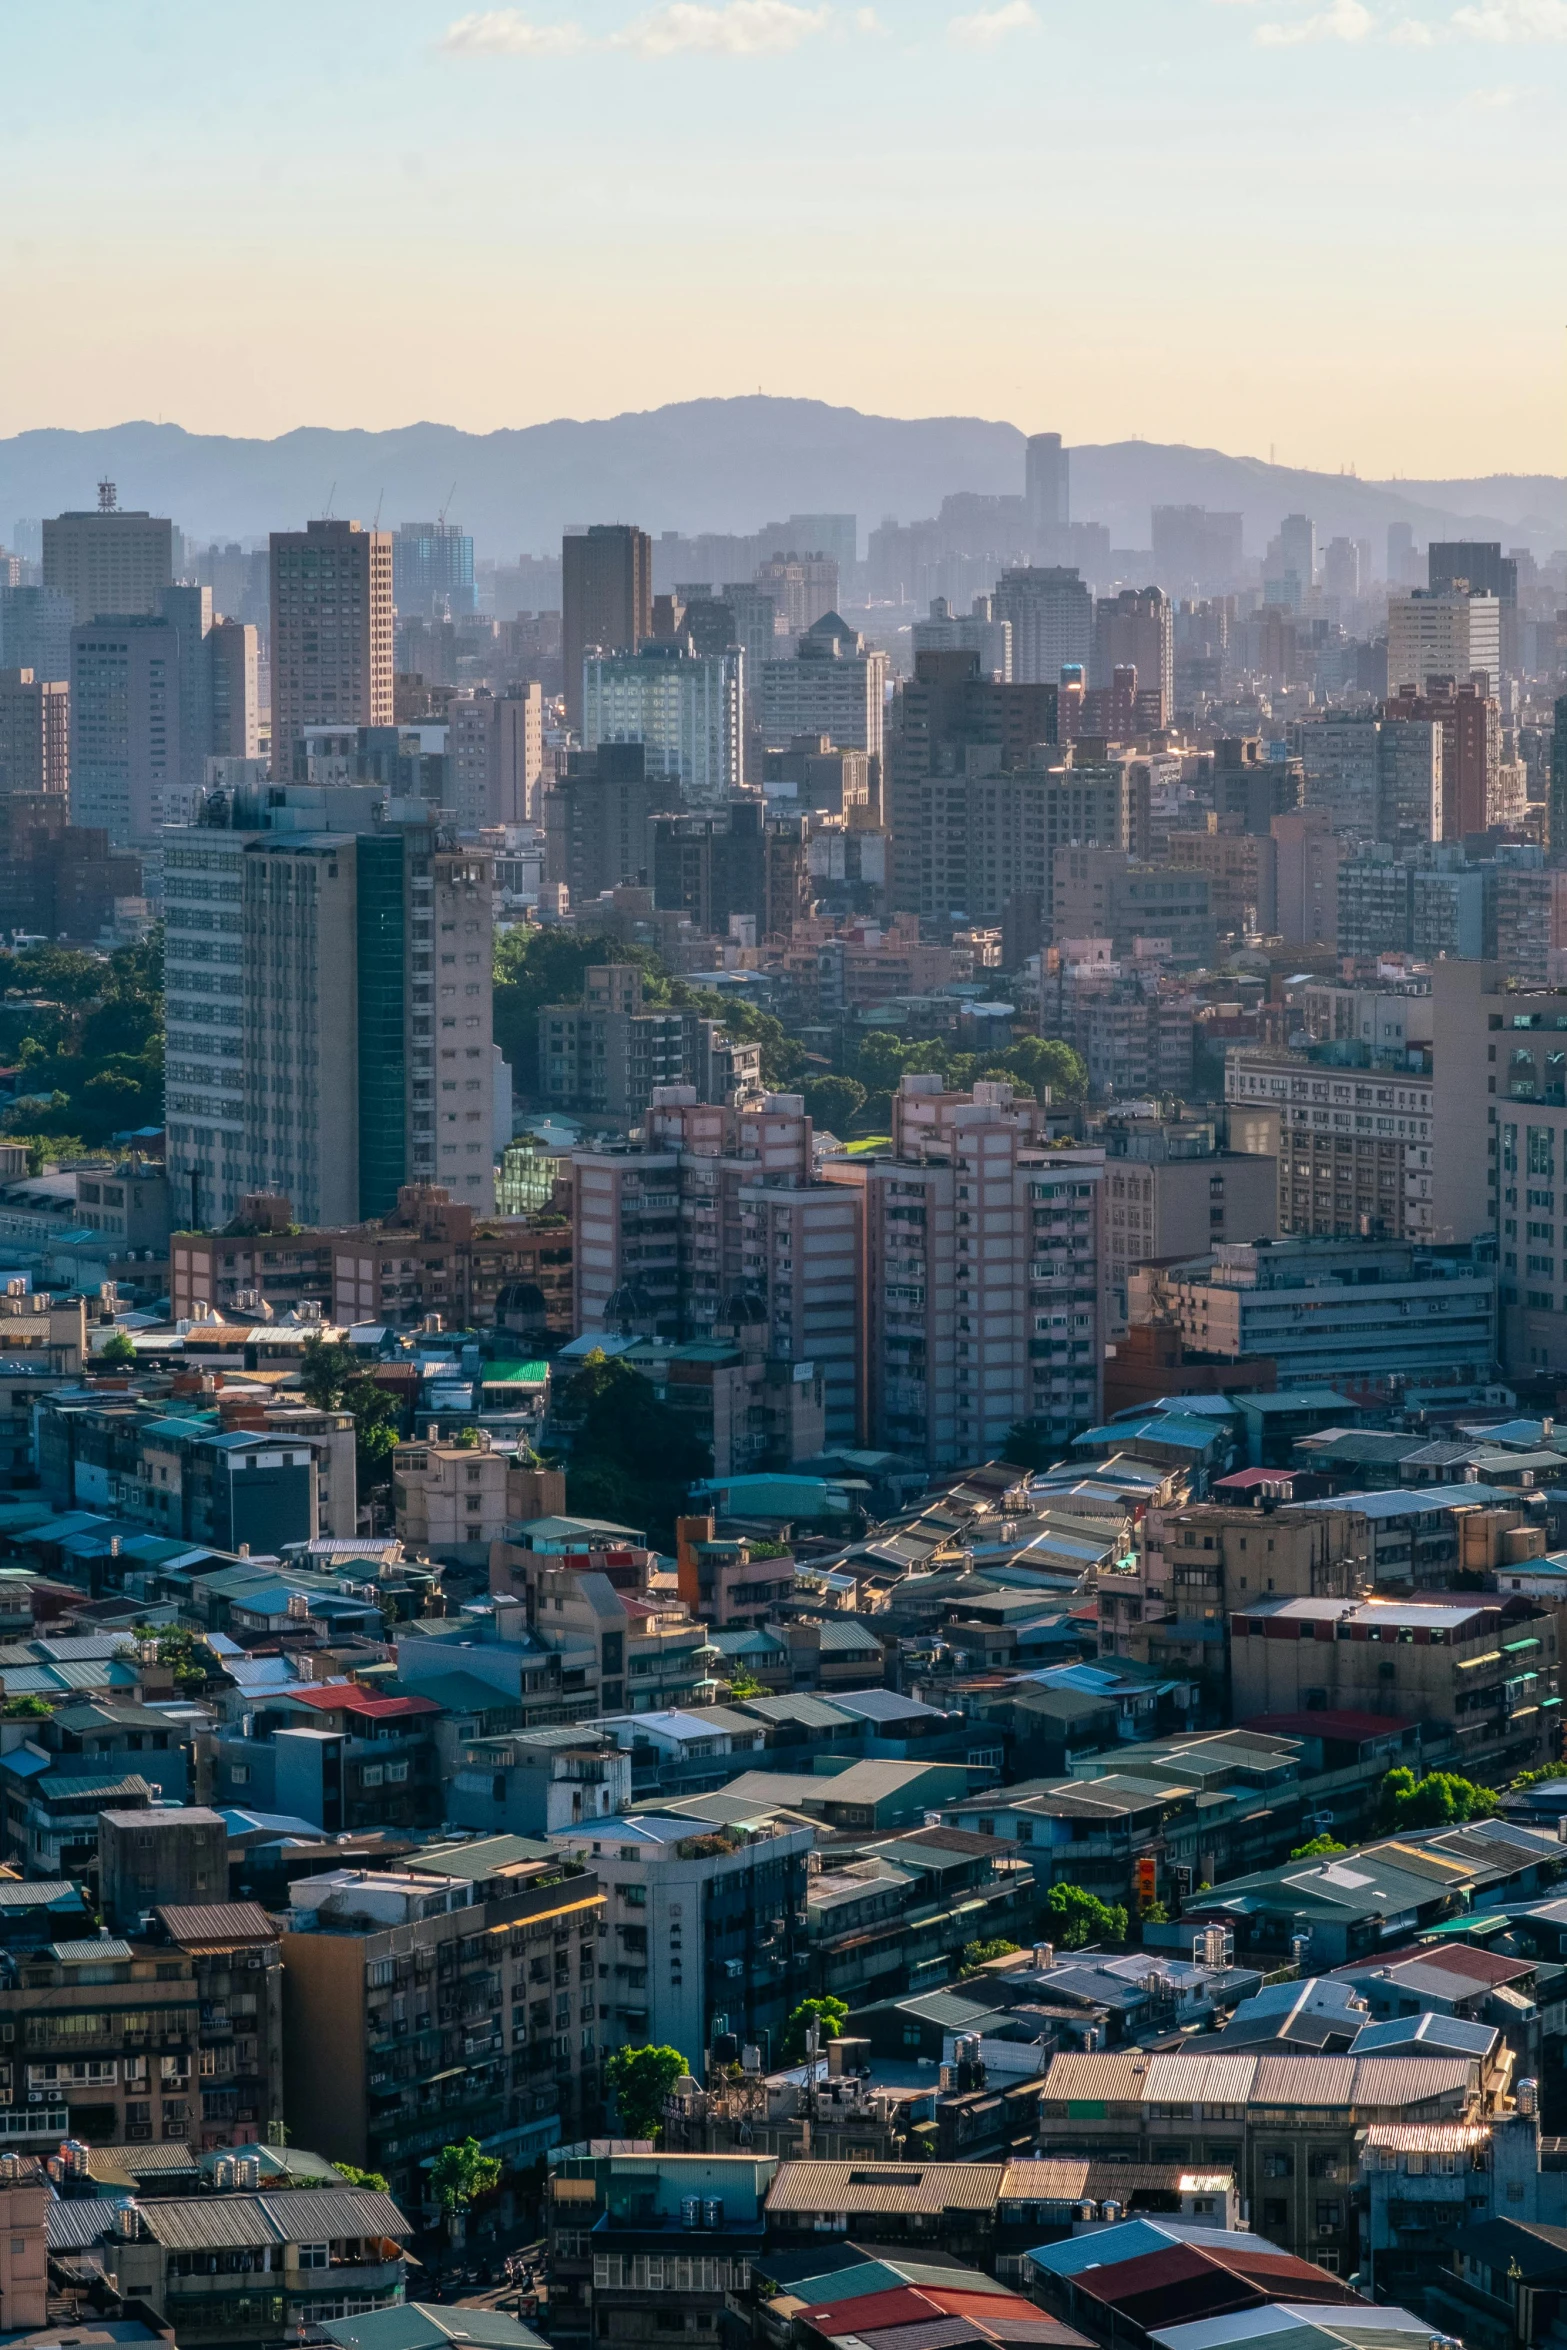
<box><xmin>392</xmin><ymin>1429</ymin><xmax>511</xmax><ymax>1565</ymax></box>
<box><xmin>478</xmin><ymin>1537</ymin><xmax>719</xmax><ymax>1719</ymax></box>
<box><xmin>1229</xmin><ymin>1593</ymin><xmax>1559</xmax><ymax>1777</ymax></box>
<box><xmin>69</xmin><ymin>612</ymin><xmax>180</xmax><ymax>847</ymax></box>
<box><xmin>546</xmin><ymin>2150</ymin><xmax>777</xmax><ymax>2350</ymax></box>
<box><xmin>1224</xmin><ymin>1048</ymin><xmax>1436</xmax><ymax>1242</ymax></box>
<box><xmin>541</xmin><ymin>964</ymin><xmax>760</xmax><ymax>1123</ymax></box>
<box><xmin>563</xmin><ymin>522</ymin><xmax>653</xmax><ymax>732</ymax></box>
<box><xmin>583</xmin><ymin>640</ymin><xmax>743</xmax><ymax>806</ymax></box>
<box><xmin>164</xmin><ymin>801</ymin><xmax>494</xmax><ymax>1229</ymax></box>
<box><xmin>446</xmin><ymin>684</ymin><xmax>543</xmax><ymax>829</ymax></box>
<box><xmin>282</xmin><ymin>1843</ymin><xmax>604</xmax><ymax>2199</ymax></box>
<box><xmin>37</xmin><ymin>1392</ymin><xmax>348</xmax><ymax>1549</ymax></box>
<box><xmin>0</xmin><ymin>1897</ymin><xmax>283</xmax><ymax>2151</ymax></box>
<box><xmin>572</xmin><ymin>1088</ymin><xmax>863</xmax><ymax>1445</ymax></box>
<box><xmin>1050</xmin><ymin>848</ymin><xmax>1215</xmax><ymax>969</ymax></box>
<box><xmin>542</xmin><ymin>739</ymin><xmax>677</xmax><ymax>900</ymax></box>
<box><xmin>823</xmin><ymin>1073</ymin><xmax>1105</xmax><ymax>1471</ymax></box>
<box><xmin>1103</xmin><ymin>1120</ymin><xmax>1278</xmax><ymax>1328</ymax></box>
<box><xmin>992</xmin><ymin>566</ymin><xmax>1093</xmax><ymax>685</ymax></box>
<box><xmin>209</xmin><ymin>1683</ymin><xmax>443</xmax><ymax>1833</ymax></box>
<box><xmin>893</xmin><ymin>749</ymin><xmax>1148</xmax><ymax>930</ymax></box>
<box><xmin>550</xmin><ymin>1805</ymin><xmax>813</xmax><ymax>2067</ymax></box>
<box><xmin>269</xmin><ymin>520</ymin><xmax>394</xmax><ymax>764</ymax></box>
<box><xmin>761</xmin><ymin>612</ymin><xmax>888</xmax><ymax>768</ymax></box>
<box><xmin>1167</xmin><ymin>823</ymin><xmax>1276</xmax><ymax>937</ymax></box>
<box><xmin>0</xmin><ymin>669</ymin><xmax>69</xmax><ymax>798</ymax></box>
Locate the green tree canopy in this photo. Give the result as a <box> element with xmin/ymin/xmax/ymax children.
<box><xmin>603</xmin><ymin>2044</ymin><xmax>689</xmax><ymax>2143</ymax></box>
<box><xmin>98</xmin><ymin>1330</ymin><xmax>138</xmax><ymax>1367</ymax></box>
<box><xmin>298</xmin><ymin>1337</ymin><xmax>403</xmax><ymax>1495</ymax></box>
<box><xmin>960</xmin><ymin>1938</ymin><xmax>1020</xmax><ymax>1972</ymax></box>
<box><xmin>802</xmin><ymin>1075</ymin><xmax>867</xmax><ymax>1133</ymax></box>
<box><xmin>781</xmin><ymin>1997</ymin><xmax>849</xmax><ymax>2063</ymax></box>
<box><xmin>331</xmin><ymin>2161</ymin><xmax>389</xmax><ymax>2193</ymax></box>
<box><xmin>429</xmin><ymin>2137</ymin><xmax>502</xmax><ymax>2219</ymax></box>
<box><xmin>1045</xmin><ymin>1882</ymin><xmax>1128</xmax><ymax>1950</ymax></box>
<box><xmin>1377</xmin><ymin>1767</ymin><xmax>1499</xmax><ymax>1833</ymax></box>
<box><xmin>1289</xmin><ymin>1834</ymin><xmax>1347</xmax><ymax>1861</ymax></box>
<box><xmin>552</xmin><ymin>1352</ymin><xmax>712</xmax><ymax>1546</ymax></box>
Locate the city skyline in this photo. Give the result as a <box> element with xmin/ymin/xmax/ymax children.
<box><xmin>4</xmin><ymin>0</ymin><xmax>1567</xmax><ymax>475</ymax></box>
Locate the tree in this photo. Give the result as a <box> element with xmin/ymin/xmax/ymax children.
<box><xmin>1001</xmin><ymin>1420</ymin><xmax>1059</xmax><ymax>1473</ymax></box>
<box><xmin>1000</xmin><ymin>1035</ymin><xmax>1088</xmax><ymax>1106</ymax></box>
<box><xmin>429</xmin><ymin>2137</ymin><xmax>502</xmax><ymax>2238</ymax></box>
<box><xmin>781</xmin><ymin>1997</ymin><xmax>848</xmax><ymax>2064</ymax></box>
<box><xmin>725</xmin><ymin>1669</ymin><xmax>767</xmax><ymax>1700</ymax></box>
<box><xmin>2</xmin><ymin>1694</ymin><xmax>51</xmax><ymax>1719</ymax></box>
<box><xmin>124</xmin><ymin>1624</ymin><xmax>216</xmax><ymax>1695</ymax></box>
<box><xmin>551</xmin><ymin>1353</ymin><xmax>712</xmax><ymax>1546</ymax></box>
<box><xmin>1045</xmin><ymin>1882</ymin><xmax>1128</xmax><ymax>1950</ymax></box>
<box><xmin>299</xmin><ymin>1337</ymin><xmax>361</xmax><ymax>1410</ymax></box>
<box><xmin>332</xmin><ymin>2160</ymin><xmax>389</xmax><ymax>2193</ymax></box>
<box><xmin>802</xmin><ymin>1075</ymin><xmax>866</xmax><ymax>1134</ymax></box>
<box><xmin>960</xmin><ymin>1938</ymin><xmax>1020</xmax><ymax>1973</ymax></box>
<box><xmin>1290</xmin><ymin>1834</ymin><xmax>1347</xmax><ymax>1861</ymax></box>
<box><xmin>98</xmin><ymin>1330</ymin><xmax>137</xmax><ymax>1367</ymax></box>
<box><xmin>298</xmin><ymin>1337</ymin><xmax>403</xmax><ymax>1496</ymax></box>
<box><xmin>1377</xmin><ymin>1767</ymin><xmax>1499</xmax><ymax>1834</ymax></box>
<box><xmin>603</xmin><ymin>2044</ymin><xmax>689</xmax><ymax>2143</ymax></box>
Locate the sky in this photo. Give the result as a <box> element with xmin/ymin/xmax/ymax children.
<box><xmin>2</xmin><ymin>0</ymin><xmax>1565</xmax><ymax>478</ymax></box>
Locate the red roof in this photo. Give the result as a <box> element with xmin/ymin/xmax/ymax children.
<box><xmin>1214</xmin><ymin>1469</ymin><xmax>1306</xmax><ymax>1490</ymax></box>
<box><xmin>803</xmin><ymin>2291</ymin><xmax>1039</xmax><ymax>2338</ymax></box>
<box><xmin>1241</xmin><ymin>1709</ymin><xmax>1415</xmax><ymax>1743</ymax></box>
<box><xmin>1338</xmin><ymin>1941</ymin><xmax>1533</xmax><ymax>1987</ymax></box>
<box><xmin>277</xmin><ymin>1684</ymin><xmax>440</xmax><ymax>1721</ymax></box>
<box><xmin>1068</xmin><ymin>2244</ymin><xmax>1360</xmax><ymax>2328</ymax></box>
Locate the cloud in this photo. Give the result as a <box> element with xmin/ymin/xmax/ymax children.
<box><xmin>441</xmin><ymin>9</ymin><xmax>588</xmax><ymax>50</ymax></box>
<box><xmin>948</xmin><ymin>0</ymin><xmax>1038</xmax><ymax>44</ymax></box>
<box><xmin>442</xmin><ymin>0</ymin><xmax>831</xmax><ymax>55</ymax></box>
<box><xmin>1255</xmin><ymin>0</ymin><xmax>1372</xmax><ymax>37</ymax></box>
<box><xmin>1451</xmin><ymin>0</ymin><xmax>1567</xmax><ymax>34</ymax></box>
<box><xmin>854</xmin><ymin>5</ymin><xmax>888</xmax><ymax>26</ymax></box>
<box><xmin>1386</xmin><ymin>13</ymin><xmax>1438</xmax><ymax>36</ymax></box>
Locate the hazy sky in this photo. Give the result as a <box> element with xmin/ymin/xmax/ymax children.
<box><xmin>3</xmin><ymin>0</ymin><xmax>1565</xmax><ymax>478</ymax></box>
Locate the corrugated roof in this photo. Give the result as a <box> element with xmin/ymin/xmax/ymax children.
<box><xmin>50</xmin><ymin>1938</ymin><xmax>133</xmax><ymax>1963</ymax></box>
<box><xmin>46</xmin><ymin>2201</ymin><xmax>118</xmax><ymax>2251</ymax></box>
<box><xmin>764</xmin><ymin>2162</ymin><xmax>1007</xmax><ymax>2215</ymax></box>
<box><xmin>139</xmin><ymin>2185</ymin><xmax>409</xmax><ymax>2250</ymax></box>
<box><xmin>1144</xmin><ymin>2053</ymin><xmax>1262</xmax><ymax>2105</ymax></box>
<box><xmin>1361</xmin><ymin>2123</ymin><xmax>1489</xmax><ymax>2151</ymax></box>
<box><xmin>157</xmin><ymin>1901</ymin><xmax>279</xmax><ymax>1949</ymax></box>
<box><xmin>319</xmin><ymin>2306</ymin><xmax>548</xmax><ymax>2350</ymax></box>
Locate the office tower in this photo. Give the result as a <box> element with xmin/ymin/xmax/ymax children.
<box><xmin>542</xmin><ymin>740</ymin><xmax>674</xmax><ymax>902</ymax></box>
<box><xmin>0</xmin><ymin>585</ymin><xmax>73</xmax><ymax>683</ymax></box>
<box><xmin>582</xmin><ymin>639</ymin><xmax>742</xmax><ymax>806</ymax></box>
<box><xmin>0</xmin><ymin>671</ymin><xmax>69</xmax><ymax>798</ymax></box>
<box><xmin>1428</xmin><ymin>541</ymin><xmax>1517</xmax><ymax>601</ymax></box>
<box><xmin>1377</xmin><ymin>718</ymin><xmax>1444</xmax><ymax>847</ymax></box>
<box><xmin>1321</xmin><ymin>537</ymin><xmax>1361</xmax><ymax>599</ymax></box>
<box><xmin>824</xmin><ymin>1073</ymin><xmax>1104</xmax><ymax>1469</ymax></box>
<box><xmin>1384</xmin><ymin>680</ymin><xmax>1497</xmax><ymax>841</ymax></box>
<box><xmin>1387</xmin><ymin>589</ymin><xmax>1501</xmax><ymax>698</ymax></box>
<box><xmin>572</xmin><ymin>1088</ymin><xmax>863</xmax><ymax>1441</ymax></box>
<box><xmin>164</xmin><ymin>802</ymin><xmax>494</xmax><ymax>1228</ymax></box>
<box><xmin>760</xmin><ymin>611</ymin><xmax>887</xmax><ymax>769</ymax></box>
<box><xmin>652</xmin><ymin>799</ymin><xmax>809</xmax><ymax>942</ymax></box>
<box><xmin>720</xmin><ymin>581</ymin><xmax>790</xmax><ymax>690</ymax></box>
<box><xmin>209</xmin><ymin>618</ymin><xmax>260</xmax><ymax>758</ymax></box>
<box><xmin>1279</xmin><ymin>513</ymin><xmax>1316</xmax><ymax>590</ymax></box>
<box><xmin>1299</xmin><ymin>714</ymin><xmax>1380</xmax><ymax>839</ymax></box>
<box><xmin>1092</xmin><ymin>587</ymin><xmax>1173</xmax><ymax>721</ymax></box>
<box><xmin>1271</xmin><ymin>807</ymin><xmax>1341</xmax><ymax>948</ymax></box>
<box><xmin>159</xmin><ymin>584</ymin><xmax>214</xmax><ymax>821</ymax></box>
<box><xmin>1387</xmin><ymin>520</ymin><xmax>1417</xmax><ymax>587</ymax></box>
<box><xmin>672</xmin><ymin>590</ymin><xmax>739</xmax><ymax>661</ymax></box>
<box><xmin>754</xmin><ymin>553</ymin><xmax>839</xmax><ymax>633</ymax></box>
<box><xmin>562</xmin><ymin>523</ymin><xmax>653</xmax><ymax>731</ymax></box>
<box><xmin>894</xmin><ymin>750</ymin><xmax>1144</xmax><ymax>929</ymax></box>
<box><xmin>269</xmin><ymin>519</ymin><xmax>394</xmax><ymax>766</ymax></box>
<box><xmin>42</xmin><ymin>486</ymin><xmax>174</xmax><ymax>623</ymax></box>
<box><xmin>992</xmin><ymin>566</ymin><xmax>1092</xmax><ymax>686</ymax></box>
<box><xmin>0</xmin><ymin>794</ymin><xmax>138</xmax><ymax>944</ymax></box>
<box><xmin>1150</xmin><ymin>507</ymin><xmax>1244</xmax><ymax>594</ymax></box>
<box><xmin>392</xmin><ymin>519</ymin><xmax>476</xmax><ymax>618</ymax></box>
<box><xmin>1025</xmin><ymin>432</ymin><xmax>1070</xmax><ymax>555</ymax></box>
<box><xmin>911</xmin><ymin>595</ymin><xmax>1012</xmax><ymax>681</ymax></box>
<box><xmin>69</xmin><ymin>613</ymin><xmax>180</xmax><ymax>847</ymax></box>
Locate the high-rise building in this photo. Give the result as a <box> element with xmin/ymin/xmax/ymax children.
<box><xmin>392</xmin><ymin>519</ymin><xmax>477</xmax><ymax>617</ymax></box>
<box><xmin>573</xmin><ymin>1086</ymin><xmax>863</xmax><ymax>1442</ymax></box>
<box><xmin>163</xmin><ymin>797</ymin><xmax>494</xmax><ymax>1228</ymax></box>
<box><xmin>43</xmin><ymin>488</ymin><xmax>174</xmax><ymax>623</ymax></box>
<box><xmin>992</xmin><ymin>566</ymin><xmax>1092</xmax><ymax>686</ymax></box>
<box><xmin>1551</xmin><ymin>695</ymin><xmax>1567</xmax><ymax>859</ymax></box>
<box><xmin>447</xmin><ymin>683</ymin><xmax>544</xmax><ymax>830</ymax></box>
<box><xmin>1377</xmin><ymin>718</ymin><xmax>1444</xmax><ymax>847</ymax></box>
<box><xmin>0</xmin><ymin>669</ymin><xmax>69</xmax><ymax>799</ymax></box>
<box><xmin>562</xmin><ymin>523</ymin><xmax>653</xmax><ymax>731</ymax></box>
<box><xmin>542</xmin><ymin>739</ymin><xmax>677</xmax><ymax>903</ymax></box>
<box><xmin>69</xmin><ymin>613</ymin><xmax>180</xmax><ymax>847</ymax></box>
<box><xmin>1321</xmin><ymin>536</ymin><xmax>1362</xmax><ymax>599</ymax></box>
<box><xmin>1151</xmin><ymin>507</ymin><xmax>1245</xmax><ymax>594</ymax></box>
<box><xmin>824</xmin><ymin>1074</ymin><xmax>1105</xmax><ymax>1469</ymax></box>
<box><xmin>1384</xmin><ymin>680</ymin><xmax>1498</xmax><ymax>841</ymax></box>
<box><xmin>160</xmin><ymin>583</ymin><xmax>214</xmax><ymax>820</ymax></box>
<box><xmin>1278</xmin><ymin>513</ymin><xmax>1316</xmax><ymax>590</ymax></box>
<box><xmin>754</xmin><ymin>552</ymin><xmax>839</xmax><ymax>633</ymax></box>
<box><xmin>1271</xmin><ymin>807</ymin><xmax>1341</xmax><ymax>948</ymax></box>
<box><xmin>911</xmin><ymin>594</ymin><xmax>1012</xmax><ymax>680</ymax></box>
<box><xmin>760</xmin><ymin>611</ymin><xmax>887</xmax><ymax>770</ymax></box>
<box><xmin>582</xmin><ymin>639</ymin><xmax>743</xmax><ymax>805</ymax></box>
<box><xmin>1025</xmin><ymin>432</ymin><xmax>1070</xmax><ymax>555</ymax></box>
<box><xmin>1387</xmin><ymin>589</ymin><xmax>1501</xmax><ymax>700</ymax></box>
<box><xmin>1092</xmin><ymin>587</ymin><xmax>1174</xmax><ymax>721</ymax></box>
<box><xmin>542</xmin><ymin>966</ymin><xmax>760</xmax><ymax>1128</ymax></box>
<box><xmin>0</xmin><ymin>584</ymin><xmax>73</xmax><ymax>682</ymax></box>
<box><xmin>652</xmin><ymin>798</ymin><xmax>809</xmax><ymax>943</ymax></box>
<box><xmin>209</xmin><ymin>618</ymin><xmax>260</xmax><ymax>758</ymax></box>
<box><xmin>269</xmin><ymin>519</ymin><xmax>394</xmax><ymax>765</ymax></box>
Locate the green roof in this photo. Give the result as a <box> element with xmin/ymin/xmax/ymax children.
<box><xmin>482</xmin><ymin>1362</ymin><xmax>550</xmax><ymax>1385</ymax></box>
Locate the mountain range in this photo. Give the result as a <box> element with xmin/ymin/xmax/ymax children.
<box><xmin>1</xmin><ymin>398</ymin><xmax>1561</xmax><ymax>562</ymax></box>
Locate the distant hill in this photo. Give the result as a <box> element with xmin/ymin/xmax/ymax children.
<box><xmin>1</xmin><ymin>398</ymin><xmax>1560</xmax><ymax>559</ymax></box>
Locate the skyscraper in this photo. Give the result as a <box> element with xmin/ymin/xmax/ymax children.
<box><xmin>1025</xmin><ymin>432</ymin><xmax>1070</xmax><ymax>556</ymax></box>
<box><xmin>1278</xmin><ymin>513</ymin><xmax>1317</xmax><ymax>591</ymax></box>
<box><xmin>0</xmin><ymin>586</ymin><xmax>74</xmax><ymax>683</ymax></box>
<box><xmin>43</xmin><ymin>487</ymin><xmax>174</xmax><ymax>623</ymax></box>
<box><xmin>562</xmin><ymin>524</ymin><xmax>653</xmax><ymax>731</ymax></box>
<box><xmin>209</xmin><ymin>619</ymin><xmax>260</xmax><ymax>758</ymax></box>
<box><xmin>70</xmin><ymin>613</ymin><xmax>180</xmax><ymax>846</ymax></box>
<box><xmin>584</xmin><ymin>641</ymin><xmax>744</xmax><ymax>806</ymax></box>
<box><xmin>392</xmin><ymin>519</ymin><xmax>477</xmax><ymax>618</ymax></box>
<box><xmin>163</xmin><ymin>796</ymin><xmax>494</xmax><ymax>1228</ymax></box>
<box><xmin>992</xmin><ymin>567</ymin><xmax>1092</xmax><ymax>687</ymax></box>
<box><xmin>1092</xmin><ymin>587</ymin><xmax>1174</xmax><ymax>722</ymax></box>
<box><xmin>0</xmin><ymin>670</ymin><xmax>70</xmax><ymax>800</ymax></box>
<box><xmin>269</xmin><ymin>519</ymin><xmax>394</xmax><ymax>767</ymax></box>
<box><xmin>1387</xmin><ymin>590</ymin><xmax>1501</xmax><ymax>700</ymax></box>
<box><xmin>760</xmin><ymin>612</ymin><xmax>887</xmax><ymax>769</ymax></box>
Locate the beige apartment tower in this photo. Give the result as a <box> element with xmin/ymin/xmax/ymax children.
<box><xmin>269</xmin><ymin>518</ymin><xmax>393</xmax><ymax>766</ymax></box>
<box><xmin>0</xmin><ymin>669</ymin><xmax>69</xmax><ymax>797</ymax></box>
<box><xmin>43</xmin><ymin>497</ymin><xmax>174</xmax><ymax>623</ymax></box>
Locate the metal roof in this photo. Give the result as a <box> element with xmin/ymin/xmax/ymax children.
<box><xmin>157</xmin><ymin>1901</ymin><xmax>279</xmax><ymax>1949</ymax></box>
<box><xmin>318</xmin><ymin>2306</ymin><xmax>548</xmax><ymax>2350</ymax></box>
<box><xmin>138</xmin><ymin>2185</ymin><xmax>409</xmax><ymax>2250</ymax></box>
<box><xmin>50</xmin><ymin>1938</ymin><xmax>133</xmax><ymax>1963</ymax></box>
<box><xmin>764</xmin><ymin>2162</ymin><xmax>1007</xmax><ymax>2215</ymax></box>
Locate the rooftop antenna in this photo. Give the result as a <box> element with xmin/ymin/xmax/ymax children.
<box><xmin>323</xmin><ymin>480</ymin><xmax>337</xmax><ymax>519</ymax></box>
<box><xmin>96</xmin><ymin>479</ymin><xmax>117</xmax><ymax>513</ymax></box>
<box><xmin>373</xmin><ymin>488</ymin><xmax>384</xmax><ymax>529</ymax></box>
<box><xmin>438</xmin><ymin>481</ymin><xmax>458</xmax><ymax>530</ymax></box>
